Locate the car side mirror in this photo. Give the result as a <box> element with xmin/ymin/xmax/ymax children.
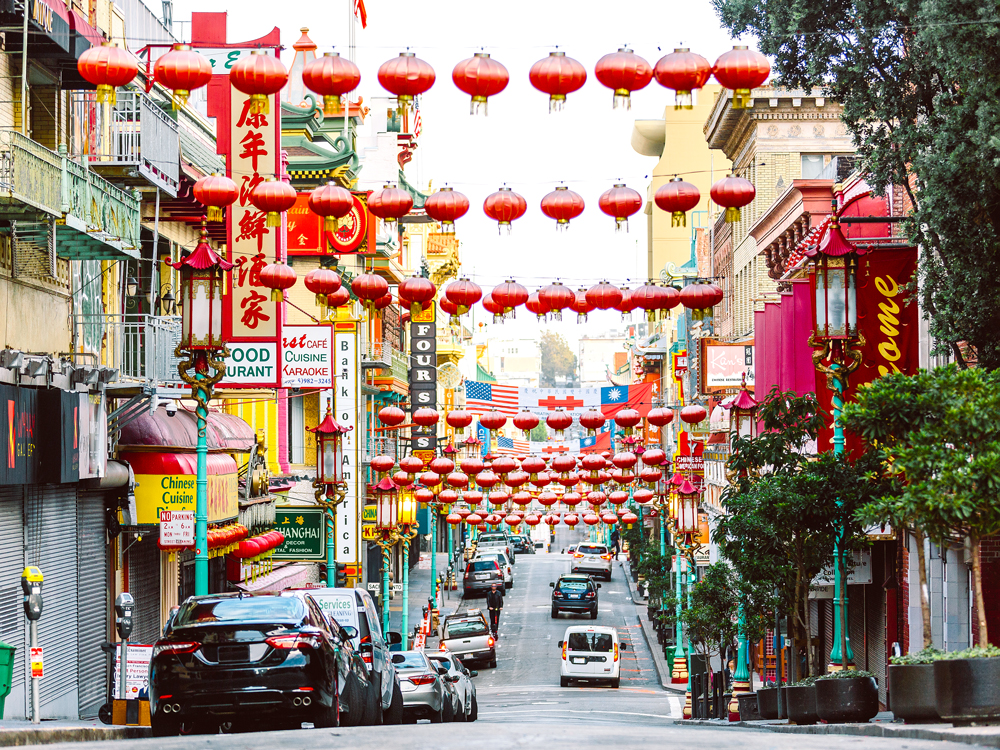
<box><xmin>549</xmin><ymin>582</ymin><xmax>555</xmax><ymax>588</ymax></box>
<box><xmin>558</xmin><ymin>640</ymin><xmax>564</xmax><ymax>648</ymax></box>
<box><xmin>450</xmin><ymin>675</ymin><xmax>461</xmax><ymax>683</ymax></box>
<box><xmin>470</xmin><ymin>670</ymin><xmax>478</xmax><ymax>677</ymax></box>
<box><xmin>387</xmin><ymin>631</ymin><xmax>402</xmax><ymax>645</ymax></box>
<box><xmin>621</xmin><ymin>643</ymin><xmax>628</xmax><ymax>650</ymax></box>
<box><xmin>340</xmin><ymin>625</ymin><xmax>359</xmax><ymax>639</ymax></box>
<box><xmin>436</xmin><ymin>666</ymin><xmax>449</xmax><ymax>676</ymax></box>
<box><xmin>596</xmin><ymin>583</ymin><xmax>601</xmax><ymax>589</ymax></box>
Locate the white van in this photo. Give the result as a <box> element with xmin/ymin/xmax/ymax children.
<box><xmin>558</xmin><ymin>625</ymin><xmax>626</xmax><ymax>688</ymax></box>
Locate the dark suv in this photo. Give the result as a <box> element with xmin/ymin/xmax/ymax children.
<box><xmin>511</xmin><ymin>535</ymin><xmax>534</xmax><ymax>555</ymax></box>
<box><xmin>550</xmin><ymin>574</ymin><xmax>600</xmax><ymax>619</ymax></box>
<box><xmin>463</xmin><ymin>558</ymin><xmax>505</xmax><ymax>597</ymax></box>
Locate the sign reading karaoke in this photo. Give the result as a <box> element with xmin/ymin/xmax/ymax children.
<box><xmin>410</xmin><ymin>304</ymin><xmax>437</xmax><ymax>452</ymax></box>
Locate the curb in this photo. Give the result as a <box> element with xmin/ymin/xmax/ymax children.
<box><xmin>619</xmin><ymin>560</ymin><xmax>685</xmax><ymax>695</ymax></box>
<box><xmin>675</xmin><ymin>719</ymin><xmax>1000</xmax><ymax>748</ymax></box>
<box><xmin>0</xmin><ymin>727</ymin><xmax>151</xmax><ymax>745</ymax></box>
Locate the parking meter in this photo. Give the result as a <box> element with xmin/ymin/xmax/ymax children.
<box><xmin>114</xmin><ymin>593</ymin><xmax>135</xmax><ymax>641</ymax></box>
<box><xmin>21</xmin><ymin>567</ymin><xmax>43</xmax><ymax>621</ymax></box>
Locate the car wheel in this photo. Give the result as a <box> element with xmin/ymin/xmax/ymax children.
<box><xmin>468</xmin><ymin>694</ymin><xmax>478</xmax><ymax>722</ymax></box>
<box><xmin>610</xmin><ymin>678</ymin><xmax>620</xmax><ymax>688</ymax></box>
<box><xmin>151</xmin><ymin>712</ymin><xmax>181</xmax><ymax>737</ymax></box>
<box><xmin>430</xmin><ymin>704</ymin><xmax>445</xmax><ymax>723</ymax></box>
<box><xmin>590</xmin><ymin>606</ymin><xmax>598</xmax><ymax>620</ymax></box>
<box><xmin>489</xmin><ymin>656</ymin><xmax>498</xmax><ymax>668</ymax></box>
<box><xmin>383</xmin><ymin>680</ymin><xmax>404</xmax><ymax>725</ymax></box>
<box><xmin>560</xmin><ymin>677</ymin><xmax>569</xmax><ymax>688</ymax></box>
<box><xmin>505</xmin><ymin>581</ymin><xmax>512</xmax><ymax>590</ymax></box>
<box><xmin>442</xmin><ymin>698</ymin><xmax>454</xmax><ymax>723</ymax></box>
<box><xmin>606</xmin><ymin>573</ymin><xmax>612</xmax><ymax>582</ymax></box>
<box><xmin>365</xmin><ymin>677</ymin><xmax>382</xmax><ymax>725</ymax></box>
<box><xmin>339</xmin><ymin>673</ymin><xmax>361</xmax><ymax>727</ymax></box>
<box><xmin>551</xmin><ymin>605</ymin><xmax>558</xmax><ymax>618</ymax></box>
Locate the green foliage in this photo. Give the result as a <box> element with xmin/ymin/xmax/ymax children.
<box><xmin>890</xmin><ymin>646</ymin><xmax>944</xmax><ymax>665</ymax></box>
<box><xmin>712</xmin><ymin>0</ymin><xmax>1000</xmax><ymax>369</ymax></box>
<box><xmin>682</xmin><ymin>562</ymin><xmax>740</xmax><ymax>659</ymax></box>
<box><xmin>788</xmin><ymin>675</ymin><xmax>819</xmax><ymax>687</ymax></box>
<box><xmin>528</xmin><ymin>423</ymin><xmax>547</xmax><ymax>442</ymax></box>
<box><xmin>931</xmin><ymin>645</ymin><xmax>1000</xmax><ymax>660</ymax></box>
<box><xmin>816</xmin><ymin>669</ymin><xmax>877</xmax><ymax>681</ymax></box>
<box><xmin>539</xmin><ymin>331</ymin><xmax>577</xmax><ymax>387</ymax></box>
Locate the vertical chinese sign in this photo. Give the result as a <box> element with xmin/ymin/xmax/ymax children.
<box><xmin>334</xmin><ymin>322</ymin><xmax>360</xmax><ymax>570</ymax></box>
<box><xmin>226</xmin><ymin>87</ymin><xmax>281</xmax><ymax>345</ymax></box>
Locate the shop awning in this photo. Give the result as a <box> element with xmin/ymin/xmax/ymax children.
<box><xmin>118</xmin><ymin>404</ymin><xmax>257</xmax><ymax>453</ymax></box>
<box><xmin>234</xmin><ymin>563</ymin><xmax>314</xmax><ymax>592</ymax></box>
<box><xmin>119</xmin><ymin>451</ymin><xmax>238</xmax><ymax>476</ymax></box>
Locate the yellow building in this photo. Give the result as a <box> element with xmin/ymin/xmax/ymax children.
<box><xmin>631</xmin><ymin>85</ymin><xmax>732</xmax><ymax>280</ymax></box>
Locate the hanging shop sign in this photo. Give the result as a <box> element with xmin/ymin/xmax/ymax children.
<box><xmin>701</xmin><ymin>340</ymin><xmax>755</xmax><ymax>391</ymax></box>
<box><xmin>122</xmin><ymin>452</ymin><xmax>239</xmax><ymax>525</ymax></box>
<box><xmin>410</xmin><ymin>305</ymin><xmax>437</xmax><ymax>453</ymax></box>
<box><xmin>281</xmin><ymin>325</ymin><xmax>333</xmax><ymax>388</ymax></box>
<box><xmin>287</xmin><ymin>192</ymin><xmax>375</xmax><ymax>256</ymax></box>
<box><xmin>272</xmin><ymin>506</ymin><xmax>326</xmax><ymax>560</ymax></box>
<box><xmin>219</xmin><ymin>342</ymin><xmax>279</xmax><ymax>388</ymax></box>
<box><xmin>159</xmin><ymin>510</ymin><xmax>195</xmax><ymax>547</ymax></box>
<box><xmin>334</xmin><ymin>322</ymin><xmax>360</xmax><ymax>566</ymax></box>
<box><xmin>0</xmin><ymin>384</ymin><xmax>39</xmax><ymax>486</ymax></box>
<box><xmin>193</xmin><ymin>47</ymin><xmax>276</xmax><ymax>73</ymax></box>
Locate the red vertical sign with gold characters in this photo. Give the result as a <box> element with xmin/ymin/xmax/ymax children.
<box><xmin>225</xmin><ymin>88</ymin><xmax>282</xmax><ymax>341</ymax></box>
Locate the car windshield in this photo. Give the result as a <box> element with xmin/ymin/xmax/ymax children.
<box><xmin>429</xmin><ymin>656</ymin><xmax>452</xmax><ymax>670</ymax></box>
<box><xmin>559</xmin><ymin>580</ymin><xmax>589</xmax><ymax>591</ymax></box>
<box><xmin>444</xmin><ymin>619</ymin><xmax>489</xmax><ymax>638</ymax></box>
<box><xmin>478</xmin><ymin>553</ymin><xmax>507</xmax><ymax>565</ymax></box>
<box><xmin>567</xmin><ymin>632</ymin><xmax>614</xmax><ymax>652</ymax></box>
<box><xmin>174</xmin><ymin>597</ymin><xmax>305</xmax><ymax>626</ymax></box>
<box><xmin>391</xmin><ymin>652</ymin><xmax>430</xmax><ymax>670</ymax></box>
<box><xmin>468</xmin><ymin>560</ymin><xmax>499</xmax><ymax>573</ymax></box>
<box><xmin>479</xmin><ymin>535</ymin><xmax>505</xmax><ymax>543</ymax></box>
<box><xmin>578</xmin><ymin>545</ymin><xmax>607</xmax><ymax>555</ymax></box>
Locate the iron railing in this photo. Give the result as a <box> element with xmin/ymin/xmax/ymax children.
<box><xmin>0</xmin><ymin>130</ymin><xmax>62</xmax><ymax>217</ymax></box>
<box><xmin>63</xmin><ymin>158</ymin><xmax>141</xmax><ymax>251</ymax></box>
<box><xmin>391</xmin><ymin>349</ymin><xmax>408</xmax><ymax>382</ymax></box>
<box><xmin>72</xmin><ymin>314</ymin><xmax>183</xmax><ymax>385</ymax></box>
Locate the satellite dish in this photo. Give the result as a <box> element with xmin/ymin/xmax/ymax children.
<box><xmin>439</xmin><ymin>362</ymin><xmax>462</xmax><ymax>389</ymax></box>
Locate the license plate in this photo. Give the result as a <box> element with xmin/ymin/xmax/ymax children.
<box><xmin>572</xmin><ymin>657</ymin><xmax>586</xmax><ymax>664</ymax></box>
<box><xmin>569</xmin><ymin>594</ymin><xmax>580</xmax><ymax>599</ymax></box>
<box><xmin>476</xmin><ymin>574</ymin><xmax>488</xmax><ymax>579</ymax></box>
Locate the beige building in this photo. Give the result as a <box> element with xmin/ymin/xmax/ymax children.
<box><xmin>485</xmin><ymin>337</ymin><xmax>541</xmax><ymax>388</ymax></box>
<box><xmin>579</xmin><ymin>332</ymin><xmax>629</xmax><ymax>387</ymax></box>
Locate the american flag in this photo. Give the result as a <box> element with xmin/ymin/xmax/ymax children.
<box><xmin>496</xmin><ymin>436</ymin><xmax>530</xmax><ymax>456</ymax></box>
<box><xmin>465</xmin><ymin>380</ymin><xmax>519</xmax><ymax>416</ymax></box>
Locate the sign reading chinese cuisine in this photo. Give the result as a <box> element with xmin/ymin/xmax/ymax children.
<box><xmin>226</xmin><ymin>87</ymin><xmax>281</xmax><ymax>341</ymax></box>
<box><xmin>272</xmin><ymin>506</ymin><xmax>326</xmax><ymax>560</ymax></box>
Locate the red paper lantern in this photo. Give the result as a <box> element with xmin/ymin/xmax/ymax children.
<box><xmin>613</xmin><ymin>287</ymin><xmax>636</xmax><ymax>321</ymax></box>
<box><xmin>614</xmin><ymin>409</ymin><xmax>642</xmax><ymax>430</ymax></box>
<box><xmin>392</xmin><ymin>470</ymin><xmax>413</xmax><ymax>487</ymax></box>
<box><xmin>481</xmin><ymin>293</ymin><xmax>504</xmax><ymax>321</ymax></box>
<box><xmin>641</xmin><ymin>447</ymin><xmax>667</xmax><ymax>466</ymax></box>
<box><xmin>77</xmin><ymin>42</ymin><xmax>138</xmax><ymax>106</ymax></box>
<box><xmin>368</xmin><ymin>184</ymin><xmax>413</xmax><ymax>227</ymax></box>
<box><xmin>679</xmin><ymin>282</ymin><xmax>722</xmax><ymax>310</ymax></box>
<box><xmin>551</xmin><ymin>455</ymin><xmax>576</xmax><ymax>473</ymax></box>
<box><xmin>645</xmin><ymin>408</ymin><xmax>673</xmax><ymax>429</ymax></box>
<box><xmin>634</xmin><ymin>488</ymin><xmax>654</xmax><ymax>505</ymax></box>
<box><xmin>511</xmin><ymin>413</ymin><xmax>539</xmax><ymax>438</ymax></box>
<box><xmin>230</xmin><ymin>49</ymin><xmax>288</xmax><ymax>115</ymax></box>
<box><xmin>546</xmin><ymin>410</ymin><xmax>573</xmax><ymax>437</ymax></box>
<box><xmin>446</xmin><ymin>409</ymin><xmax>473</xmax><ymax>434</ymax></box>
<box><xmin>586</xmin><ymin>281</ymin><xmax>623</xmax><ymax>311</ymax></box>
<box><xmin>446</xmin><ymin>512</ymin><xmax>463</xmax><ymax>526</ymax></box>
<box><xmin>713</xmin><ymin>46</ymin><xmax>770</xmax><ymax>109</ymax></box>
<box><xmin>654</xmin><ymin>177</ymin><xmax>701</xmax><ymax>227</ymax></box>
<box><xmin>710</xmin><ymin>173</ymin><xmax>756</xmax><ymax>223</ymax></box>
<box><xmin>309</xmin><ymin>182</ymin><xmax>354</xmax><ymax>233</ymax></box>
<box><xmin>351</xmin><ymin>272</ymin><xmax>389</xmax><ymax>313</ymax></box>
<box><xmin>612</xmin><ymin>452</ymin><xmax>638</xmax><ymax>470</ymax></box>
<box><xmin>594</xmin><ymin>47</ymin><xmax>653</xmax><ymax>109</ymax></box>
<box><xmin>378</xmin><ymin>405</ymin><xmax>405</xmax><ymax>427</ymax></box>
<box><xmin>538</xmin><ymin>281</ymin><xmax>575</xmax><ymax>321</ymax></box>
<box><xmin>479</xmin><ymin>411</ymin><xmax>507</xmax><ymax>431</ymax></box>
<box><xmin>681</xmin><ymin>404</ymin><xmax>708</xmax><ymax>424</ymax></box>
<box><xmin>632</xmin><ymin>282</ymin><xmax>664</xmax><ymax>323</ymax></box>
<box><xmin>609</xmin><ymin>490</ymin><xmax>629</xmax><ymax>506</ymax></box>
<box><xmin>439</xmin><ymin>296</ymin><xmax>459</xmax><ymax>319</ymax></box>
<box><xmin>377</xmin><ymin>52</ymin><xmax>436</xmax><ymax>104</ymax></box>
<box><xmin>304</xmin><ymin>268</ymin><xmax>342</xmax><ymax>306</ymax></box>
<box><xmin>398</xmin><ymin>275</ymin><xmax>437</xmax><ymax>317</ymax></box>
<box><xmin>154</xmin><ymin>44</ymin><xmax>212</xmax><ymax>108</ymax></box>
<box><xmin>447</xmin><ymin>472</ymin><xmax>469</xmax><ymax>489</ymax></box>
<box><xmin>490</xmin><ymin>457</ymin><xmax>516</xmax><ymax>476</ymax></box>
<box><xmin>641</xmin><ymin>467</ymin><xmax>663</xmax><ymax>485</ymax></box>
<box><xmin>302</xmin><ymin>51</ymin><xmax>361</xmax><ymax>116</ymax></box>
<box><xmin>525</xmin><ymin>292</ymin><xmax>549</xmax><ymax>322</ymax></box>
<box><xmin>452</xmin><ymin>52</ymin><xmax>509</xmax><ymax>115</ymax></box>
<box><xmin>564</xmin><ymin>514</ymin><xmax>579</xmax><ymax>528</ymax></box>
<box><xmin>540</xmin><ymin>186</ymin><xmax>585</xmax><ymax>229</ymax></box>
<box><xmin>259</xmin><ymin>262</ymin><xmax>296</xmax><ymax>302</ymax></box>
<box><xmin>476</xmin><ymin>471</ymin><xmax>500</xmax><ymax>490</ymax></box>
<box><xmin>579</xmin><ymin>410</ymin><xmax>606</xmax><ymax>435</ymax></box>
<box><xmin>326</xmin><ymin>286</ymin><xmax>351</xmax><ymax>308</ymax></box>
<box><xmin>371</xmin><ymin>455</ymin><xmax>395</xmax><ymax>473</ymax></box>
<box><xmin>653</xmin><ymin>48</ymin><xmax>712</xmax><ymax>109</ymax></box>
<box><xmin>412</xmin><ymin>408</ymin><xmax>440</xmax><ymax>427</ymax></box>
<box><xmin>521</xmin><ymin>456</ymin><xmax>545</xmax><ymax>476</ymax></box>
<box><xmin>484</xmin><ymin>187</ymin><xmax>527</xmax><ymax>233</ymax></box>
<box><xmin>569</xmin><ymin>287</ymin><xmax>594</xmax><ymax>323</ymax></box>
<box><xmin>529</xmin><ymin>51</ymin><xmax>587</xmax><ymax>112</ymax></box>
<box><xmin>250</xmin><ymin>178</ymin><xmax>297</xmax><ymax>228</ymax></box>
<box><xmin>492</xmin><ymin>279</ymin><xmax>528</xmax><ymax>316</ymax></box>
<box><xmin>443</xmin><ymin>278</ymin><xmax>482</xmax><ymax>316</ymax></box>
<box><xmin>424</xmin><ymin>187</ymin><xmax>470</xmax><ymax>233</ymax></box>
<box><xmin>598</xmin><ymin>183</ymin><xmax>642</xmax><ymax>231</ymax></box>
<box><xmin>465</xmin><ymin>512</ymin><xmax>483</xmax><ymax>526</ymax></box>
<box><xmin>193</xmin><ymin>173</ymin><xmax>238</xmax><ymax>223</ymax></box>
<box><xmin>429</xmin><ymin>457</ymin><xmax>455</xmax><ymax>475</ymax></box>
<box><xmin>583</xmin><ymin>512</ymin><xmax>600</xmax><ymax>526</ymax></box>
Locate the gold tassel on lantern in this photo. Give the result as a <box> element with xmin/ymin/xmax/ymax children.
<box><xmin>249</xmin><ymin>93</ymin><xmax>270</xmax><ymax>115</ymax></box>
<box><xmin>724</xmin><ymin>207</ymin><xmax>741</xmax><ymax>222</ymax></box>
<box><xmin>171</xmin><ymin>90</ymin><xmax>191</xmax><ymax>110</ymax></box>
<box><xmin>647</xmin><ymin>310</ymin><xmax>656</xmax><ymax>324</ymax></box>
<box><xmin>270</xmin><ymin>289</ymin><xmax>284</xmax><ymax>302</ymax></box>
<box><xmin>207</xmin><ymin>206</ymin><xmax>225</xmax><ymax>222</ymax></box>
<box><xmin>96</xmin><ymin>84</ymin><xmax>116</xmax><ymax>105</ymax></box>
<box><xmin>410</xmin><ymin>302</ymin><xmax>421</xmax><ymax>317</ymax></box>
<box><xmin>266</xmin><ymin>211</ymin><xmax>281</xmax><ymax>228</ymax></box>
<box><xmin>323</xmin><ymin>95</ymin><xmax>342</xmax><ymax>116</ymax></box>
<box><xmin>732</xmin><ymin>88</ymin><xmax>751</xmax><ymax>109</ymax></box>
<box><xmin>671</xmin><ymin>211</ymin><xmax>686</xmax><ymax>228</ymax></box>
<box><xmin>324</xmin><ymin>216</ymin><xmax>340</xmax><ymax>233</ymax></box>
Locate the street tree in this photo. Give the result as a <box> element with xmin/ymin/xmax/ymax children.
<box><xmin>713</xmin><ymin>0</ymin><xmax>1000</xmax><ymax>369</ymax></box>
<box><xmin>682</xmin><ymin>562</ymin><xmax>740</xmax><ymax>667</ymax></box>
<box><xmin>539</xmin><ymin>331</ymin><xmax>577</xmax><ymax>387</ymax></box>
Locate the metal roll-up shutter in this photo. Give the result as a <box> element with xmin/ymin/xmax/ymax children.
<box><xmin>25</xmin><ymin>485</ymin><xmax>79</xmax><ymax>717</ymax></box>
<box><xmin>76</xmin><ymin>490</ymin><xmax>109</xmax><ymax>719</ymax></box>
<box><xmin>0</xmin><ymin>488</ymin><xmax>24</xmax><ymax>719</ymax></box>
<box><xmin>126</xmin><ymin>535</ymin><xmax>161</xmax><ymax>646</ymax></box>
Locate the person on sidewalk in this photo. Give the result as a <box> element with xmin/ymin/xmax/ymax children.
<box><xmin>486</xmin><ymin>582</ymin><xmax>504</xmax><ymax>637</ymax></box>
<box><xmin>610</xmin><ymin>528</ymin><xmax>621</xmax><ymax>559</ymax></box>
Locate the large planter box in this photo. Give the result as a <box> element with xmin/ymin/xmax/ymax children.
<box><xmin>736</xmin><ymin>692</ymin><xmax>761</xmax><ymax>721</ymax></box>
<box><xmin>756</xmin><ymin>686</ymin><xmax>788</xmax><ymax>720</ymax></box>
<box><xmin>888</xmin><ymin>664</ymin><xmax>940</xmax><ymax>723</ymax></box>
<box><xmin>815</xmin><ymin>675</ymin><xmax>879</xmax><ymax>724</ymax></box>
<box><xmin>934</xmin><ymin>657</ymin><xmax>1000</xmax><ymax>726</ymax></box>
<box><xmin>786</xmin><ymin>685</ymin><xmax>819</xmax><ymax>725</ymax></box>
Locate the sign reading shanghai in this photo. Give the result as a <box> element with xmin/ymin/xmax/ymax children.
<box><xmin>272</xmin><ymin>506</ymin><xmax>326</xmax><ymax>560</ymax></box>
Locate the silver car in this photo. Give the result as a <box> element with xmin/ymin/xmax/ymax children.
<box><xmin>474</xmin><ymin>550</ymin><xmax>514</xmax><ymax>589</ymax></box>
<box><xmin>391</xmin><ymin>650</ymin><xmax>450</xmax><ymax>723</ymax></box>
<box><xmin>571</xmin><ymin>542</ymin><xmax>613</xmax><ymax>581</ymax></box>
<box><xmin>476</xmin><ymin>532</ymin><xmax>515</xmax><ymax>562</ymax></box>
<box><xmin>428</xmin><ymin>652</ymin><xmax>478</xmax><ymax>722</ymax></box>
<box><xmin>439</xmin><ymin>610</ymin><xmax>497</xmax><ymax>668</ymax></box>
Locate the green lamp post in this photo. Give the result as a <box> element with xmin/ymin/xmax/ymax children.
<box><xmin>310</xmin><ymin>406</ymin><xmax>351</xmax><ymax>586</ymax></box>
<box><xmin>372</xmin><ymin>476</ymin><xmax>400</xmax><ymax>635</ymax></box>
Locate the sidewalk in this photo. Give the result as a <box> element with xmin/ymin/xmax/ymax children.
<box><xmin>0</xmin><ymin>720</ymin><xmax>149</xmax><ymax>745</ymax></box>
<box><xmin>619</xmin><ymin>557</ymin><xmax>685</xmax><ymax>694</ymax></box>
<box><xmin>386</xmin><ymin>551</ymin><xmax>463</xmax><ymax>648</ymax></box>
<box><xmin>676</xmin><ymin>716</ymin><xmax>1000</xmax><ymax>748</ymax></box>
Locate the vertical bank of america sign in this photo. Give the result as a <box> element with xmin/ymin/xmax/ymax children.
<box><xmin>409</xmin><ymin>305</ymin><xmax>437</xmax><ymax>452</ymax></box>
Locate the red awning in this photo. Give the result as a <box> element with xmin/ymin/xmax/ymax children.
<box><xmin>119</xmin><ymin>451</ymin><xmax>238</xmax><ymax>476</ymax></box>
<box><xmin>118</xmin><ymin>405</ymin><xmax>256</xmax><ymax>453</ymax></box>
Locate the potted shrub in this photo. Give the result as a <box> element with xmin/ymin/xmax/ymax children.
<box><xmin>737</xmin><ymin>691</ymin><xmax>762</xmax><ymax>721</ymax></box>
<box><xmin>933</xmin><ymin>645</ymin><xmax>1000</xmax><ymax>725</ymax></box>
<box><xmin>785</xmin><ymin>676</ymin><xmax>820</xmax><ymax>725</ymax></box>
<box><xmin>888</xmin><ymin>647</ymin><xmax>942</xmax><ymax>723</ymax></box>
<box><xmin>815</xmin><ymin>670</ymin><xmax>879</xmax><ymax>724</ymax></box>
<box><xmin>756</xmin><ymin>685</ymin><xmax>788</xmax><ymax>720</ymax></box>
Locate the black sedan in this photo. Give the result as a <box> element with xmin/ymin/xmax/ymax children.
<box><xmin>550</xmin><ymin>574</ymin><xmax>600</xmax><ymax>619</ymax></box>
<box><xmin>149</xmin><ymin>592</ymin><xmax>350</xmax><ymax>735</ymax></box>
<box><xmin>511</xmin><ymin>535</ymin><xmax>535</xmax><ymax>555</ymax></box>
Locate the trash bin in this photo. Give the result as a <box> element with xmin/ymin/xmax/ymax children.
<box><xmin>0</xmin><ymin>641</ymin><xmax>16</xmax><ymax>717</ymax></box>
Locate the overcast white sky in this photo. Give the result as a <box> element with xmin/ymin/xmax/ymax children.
<box><xmin>172</xmin><ymin>0</ymin><xmax>752</xmax><ymax>349</ymax></box>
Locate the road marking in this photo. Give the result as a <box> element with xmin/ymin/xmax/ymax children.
<box><xmin>480</xmin><ymin>709</ymin><xmax>674</xmax><ymax>720</ymax></box>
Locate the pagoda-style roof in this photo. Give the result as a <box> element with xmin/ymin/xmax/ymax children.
<box><xmin>281</xmin><ymin>98</ymin><xmax>361</xmax><ymax>189</ymax></box>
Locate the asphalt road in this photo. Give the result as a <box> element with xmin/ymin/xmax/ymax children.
<box><xmin>52</xmin><ymin>527</ymin><xmax>977</xmax><ymax>750</ymax></box>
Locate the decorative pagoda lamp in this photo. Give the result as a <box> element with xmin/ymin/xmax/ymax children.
<box><xmin>674</xmin><ymin>478</ymin><xmax>703</xmax><ymax>718</ymax></box>
<box><xmin>310</xmin><ymin>406</ymin><xmax>352</xmax><ymax>586</ymax></box>
<box><xmin>460</xmin><ymin>435</ymin><xmax>483</xmax><ymax>460</ymax></box>
<box><xmin>169</xmin><ymin>221</ymin><xmax>232</xmax><ymax>596</ymax></box>
<box><xmin>372</xmin><ymin>476</ymin><xmax>400</xmax><ymax>634</ymax></box>
<box><xmin>397</xmin><ymin>488</ymin><xmax>419</xmax><ymax>648</ymax></box>
<box><xmin>807</xmin><ymin>198</ymin><xmax>864</xmax><ymax>671</ymax></box>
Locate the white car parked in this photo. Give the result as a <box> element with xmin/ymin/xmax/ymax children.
<box><xmin>558</xmin><ymin>625</ymin><xmax>626</xmax><ymax>688</ymax></box>
<box><xmin>428</xmin><ymin>651</ymin><xmax>479</xmax><ymax>721</ymax></box>
<box><xmin>473</xmin><ymin>550</ymin><xmax>514</xmax><ymax>589</ymax></box>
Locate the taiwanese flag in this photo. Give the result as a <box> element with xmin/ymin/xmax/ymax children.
<box><xmin>600</xmin><ymin>383</ymin><xmax>653</xmax><ymax>417</ymax></box>
<box><xmin>579</xmin><ymin>431</ymin><xmax>612</xmax><ymax>454</ymax></box>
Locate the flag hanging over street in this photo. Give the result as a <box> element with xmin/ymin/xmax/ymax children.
<box><xmin>519</xmin><ymin>387</ymin><xmax>601</xmax><ymax>416</ymax></box>
<box><xmin>600</xmin><ymin>382</ymin><xmax>654</xmax><ymax>418</ymax></box>
<box><xmin>354</xmin><ymin>0</ymin><xmax>368</xmax><ymax>28</ymax></box>
<box><xmin>464</xmin><ymin>381</ymin><xmax>520</xmax><ymax>416</ymax></box>
<box><xmin>496</xmin><ymin>436</ymin><xmax>530</xmax><ymax>456</ymax></box>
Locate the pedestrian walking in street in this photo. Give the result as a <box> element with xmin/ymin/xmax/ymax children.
<box><xmin>486</xmin><ymin>582</ymin><xmax>504</xmax><ymax>637</ymax></box>
<box><xmin>610</xmin><ymin>528</ymin><xmax>621</xmax><ymax>559</ymax></box>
